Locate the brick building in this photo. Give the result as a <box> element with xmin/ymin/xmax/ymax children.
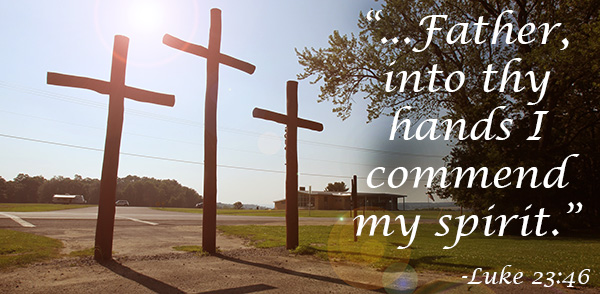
<box><xmin>274</xmin><ymin>190</ymin><xmax>406</xmax><ymax>211</ymax></box>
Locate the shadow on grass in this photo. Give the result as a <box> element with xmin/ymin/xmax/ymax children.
<box><xmin>408</xmin><ymin>255</ymin><xmax>492</xmax><ymax>271</ymax></box>
<box><xmin>416</xmin><ymin>280</ymin><xmax>464</xmax><ymax>292</ymax></box>
<box><xmin>316</xmin><ymin>248</ymin><xmax>410</xmax><ymax>262</ymax></box>
<box><xmin>101</xmin><ymin>260</ymin><xmax>185</xmax><ymax>294</ymax></box>
<box><xmin>214</xmin><ymin>253</ymin><xmax>386</xmax><ymax>293</ymax></box>
<box><xmin>314</xmin><ymin>247</ymin><xmax>492</xmax><ymax>272</ymax></box>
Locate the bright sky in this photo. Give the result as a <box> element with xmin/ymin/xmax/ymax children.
<box><xmin>0</xmin><ymin>0</ymin><xmax>449</xmax><ymax>207</ymax></box>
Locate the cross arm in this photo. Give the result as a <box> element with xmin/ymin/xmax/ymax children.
<box><xmin>253</xmin><ymin>108</ymin><xmax>287</xmax><ymax>125</ymax></box>
<box><xmin>47</xmin><ymin>72</ymin><xmax>174</xmax><ymax>107</ymax></box>
<box><xmin>47</xmin><ymin>72</ymin><xmax>110</xmax><ymax>95</ymax></box>
<box><xmin>124</xmin><ymin>87</ymin><xmax>175</xmax><ymax>107</ymax></box>
<box><xmin>298</xmin><ymin>118</ymin><xmax>323</xmax><ymax>132</ymax></box>
<box><xmin>253</xmin><ymin>108</ymin><xmax>323</xmax><ymax>132</ymax></box>
<box><xmin>162</xmin><ymin>34</ymin><xmax>255</xmax><ymax>75</ymax></box>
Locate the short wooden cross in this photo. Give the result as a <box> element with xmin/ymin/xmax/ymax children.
<box><xmin>47</xmin><ymin>35</ymin><xmax>175</xmax><ymax>262</ymax></box>
<box><xmin>253</xmin><ymin>81</ymin><xmax>323</xmax><ymax>249</ymax></box>
<box><xmin>162</xmin><ymin>8</ymin><xmax>255</xmax><ymax>254</ymax></box>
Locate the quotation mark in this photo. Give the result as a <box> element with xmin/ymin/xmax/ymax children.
<box><xmin>567</xmin><ymin>202</ymin><xmax>583</xmax><ymax>214</ymax></box>
<box><xmin>366</xmin><ymin>9</ymin><xmax>382</xmax><ymax>21</ymax></box>
<box><xmin>367</xmin><ymin>10</ymin><xmax>412</xmax><ymax>46</ymax></box>
<box><xmin>553</xmin><ymin>202</ymin><xmax>583</xmax><ymax>236</ymax></box>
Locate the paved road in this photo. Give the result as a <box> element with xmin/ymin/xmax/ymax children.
<box><xmin>0</xmin><ymin>207</ymin><xmax>343</xmax><ymax>256</ymax></box>
<box><xmin>0</xmin><ymin>206</ymin><xmax>341</xmax><ymax>226</ymax></box>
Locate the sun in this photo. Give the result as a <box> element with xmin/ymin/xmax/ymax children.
<box><xmin>128</xmin><ymin>0</ymin><xmax>163</xmax><ymax>32</ymax></box>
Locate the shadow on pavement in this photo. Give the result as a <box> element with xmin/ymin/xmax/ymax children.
<box><xmin>215</xmin><ymin>253</ymin><xmax>385</xmax><ymax>293</ymax></box>
<box><xmin>101</xmin><ymin>260</ymin><xmax>185</xmax><ymax>294</ymax></box>
<box><xmin>195</xmin><ymin>284</ymin><xmax>277</xmax><ymax>294</ymax></box>
<box><xmin>101</xmin><ymin>259</ymin><xmax>277</xmax><ymax>294</ymax></box>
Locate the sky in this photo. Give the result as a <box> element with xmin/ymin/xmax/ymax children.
<box><xmin>0</xmin><ymin>0</ymin><xmax>450</xmax><ymax>207</ymax></box>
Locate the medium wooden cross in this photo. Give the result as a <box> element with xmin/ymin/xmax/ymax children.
<box><xmin>162</xmin><ymin>8</ymin><xmax>255</xmax><ymax>254</ymax></box>
<box><xmin>47</xmin><ymin>35</ymin><xmax>175</xmax><ymax>262</ymax></box>
<box><xmin>253</xmin><ymin>81</ymin><xmax>323</xmax><ymax>249</ymax></box>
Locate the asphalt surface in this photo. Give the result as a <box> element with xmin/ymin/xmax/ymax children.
<box><xmin>0</xmin><ymin>207</ymin><xmax>342</xmax><ymax>256</ymax></box>
<box><xmin>0</xmin><ymin>206</ymin><xmax>341</xmax><ymax>226</ymax></box>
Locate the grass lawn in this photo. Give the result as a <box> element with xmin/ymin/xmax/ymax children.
<box><xmin>0</xmin><ymin>203</ymin><xmax>94</xmax><ymax>212</ymax></box>
<box><xmin>155</xmin><ymin>207</ymin><xmax>460</xmax><ymax>220</ymax></box>
<box><xmin>173</xmin><ymin>245</ymin><xmax>211</xmax><ymax>256</ymax></box>
<box><xmin>219</xmin><ymin>223</ymin><xmax>600</xmax><ymax>287</ymax></box>
<box><xmin>0</xmin><ymin>229</ymin><xmax>63</xmax><ymax>269</ymax></box>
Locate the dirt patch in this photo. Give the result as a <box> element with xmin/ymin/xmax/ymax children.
<box><xmin>10</xmin><ymin>221</ymin><xmax>249</xmax><ymax>257</ymax></box>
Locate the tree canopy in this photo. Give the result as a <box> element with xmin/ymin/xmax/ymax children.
<box><xmin>1</xmin><ymin>173</ymin><xmax>202</xmax><ymax>208</ymax></box>
<box><xmin>325</xmin><ymin>181</ymin><xmax>349</xmax><ymax>192</ymax></box>
<box><xmin>233</xmin><ymin>201</ymin><xmax>244</xmax><ymax>210</ymax></box>
<box><xmin>297</xmin><ymin>0</ymin><xmax>599</xmax><ymax>230</ymax></box>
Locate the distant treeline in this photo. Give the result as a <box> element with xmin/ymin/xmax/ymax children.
<box><xmin>0</xmin><ymin>174</ymin><xmax>202</xmax><ymax>208</ymax></box>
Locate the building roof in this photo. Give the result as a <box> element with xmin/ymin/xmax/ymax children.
<box><xmin>353</xmin><ymin>192</ymin><xmax>408</xmax><ymax>198</ymax></box>
<box><xmin>299</xmin><ymin>191</ymin><xmax>350</xmax><ymax>197</ymax></box>
<box><xmin>274</xmin><ymin>191</ymin><xmax>407</xmax><ymax>203</ymax></box>
<box><xmin>53</xmin><ymin>194</ymin><xmax>82</xmax><ymax>199</ymax></box>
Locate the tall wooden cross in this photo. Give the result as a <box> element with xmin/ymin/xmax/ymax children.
<box><xmin>47</xmin><ymin>35</ymin><xmax>175</xmax><ymax>262</ymax></box>
<box><xmin>162</xmin><ymin>8</ymin><xmax>255</xmax><ymax>254</ymax></box>
<box><xmin>253</xmin><ymin>81</ymin><xmax>323</xmax><ymax>249</ymax></box>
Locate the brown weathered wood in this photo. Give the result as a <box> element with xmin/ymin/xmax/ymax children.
<box><xmin>162</xmin><ymin>9</ymin><xmax>255</xmax><ymax>254</ymax></box>
<box><xmin>46</xmin><ymin>73</ymin><xmax>174</xmax><ymax>107</ymax></box>
<box><xmin>47</xmin><ymin>35</ymin><xmax>174</xmax><ymax>262</ymax></box>
<box><xmin>163</xmin><ymin>34</ymin><xmax>255</xmax><ymax>75</ymax></box>
<box><xmin>252</xmin><ymin>108</ymin><xmax>323</xmax><ymax>132</ymax></box>
<box><xmin>252</xmin><ymin>80</ymin><xmax>323</xmax><ymax>250</ymax></box>
<box><xmin>352</xmin><ymin>175</ymin><xmax>358</xmax><ymax>242</ymax></box>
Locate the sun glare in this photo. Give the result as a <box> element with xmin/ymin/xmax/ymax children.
<box><xmin>129</xmin><ymin>1</ymin><xmax>163</xmax><ymax>32</ymax></box>
<box><xmin>94</xmin><ymin>0</ymin><xmax>200</xmax><ymax>67</ymax></box>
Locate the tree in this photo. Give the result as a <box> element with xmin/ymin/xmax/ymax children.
<box><xmin>0</xmin><ymin>176</ymin><xmax>7</xmax><ymax>203</ymax></box>
<box><xmin>297</xmin><ymin>0</ymin><xmax>600</xmax><ymax>230</ymax></box>
<box><xmin>1</xmin><ymin>173</ymin><xmax>201</xmax><ymax>207</ymax></box>
<box><xmin>8</xmin><ymin>174</ymin><xmax>45</xmax><ymax>203</ymax></box>
<box><xmin>324</xmin><ymin>181</ymin><xmax>349</xmax><ymax>192</ymax></box>
<box><xmin>116</xmin><ymin>176</ymin><xmax>202</xmax><ymax>207</ymax></box>
<box><xmin>233</xmin><ymin>201</ymin><xmax>244</xmax><ymax>210</ymax></box>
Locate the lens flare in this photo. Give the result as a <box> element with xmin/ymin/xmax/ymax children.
<box><xmin>327</xmin><ymin>208</ymin><xmax>412</xmax><ymax>290</ymax></box>
<box><xmin>382</xmin><ymin>263</ymin><xmax>418</xmax><ymax>294</ymax></box>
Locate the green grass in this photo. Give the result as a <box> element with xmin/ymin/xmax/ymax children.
<box><xmin>0</xmin><ymin>203</ymin><xmax>94</xmax><ymax>212</ymax></box>
<box><xmin>68</xmin><ymin>248</ymin><xmax>95</xmax><ymax>257</ymax></box>
<box><xmin>219</xmin><ymin>223</ymin><xmax>600</xmax><ymax>287</ymax></box>
<box><xmin>155</xmin><ymin>207</ymin><xmax>459</xmax><ymax>220</ymax></box>
<box><xmin>0</xmin><ymin>229</ymin><xmax>63</xmax><ymax>269</ymax></box>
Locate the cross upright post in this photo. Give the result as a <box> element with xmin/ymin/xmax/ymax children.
<box><xmin>352</xmin><ymin>175</ymin><xmax>358</xmax><ymax>242</ymax></box>
<box><xmin>162</xmin><ymin>8</ymin><xmax>255</xmax><ymax>254</ymax></box>
<box><xmin>47</xmin><ymin>35</ymin><xmax>175</xmax><ymax>262</ymax></box>
<box><xmin>253</xmin><ymin>81</ymin><xmax>323</xmax><ymax>249</ymax></box>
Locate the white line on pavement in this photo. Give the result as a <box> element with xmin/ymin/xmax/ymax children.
<box><xmin>0</xmin><ymin>212</ymin><xmax>36</xmax><ymax>227</ymax></box>
<box><xmin>121</xmin><ymin>217</ymin><xmax>158</xmax><ymax>226</ymax></box>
